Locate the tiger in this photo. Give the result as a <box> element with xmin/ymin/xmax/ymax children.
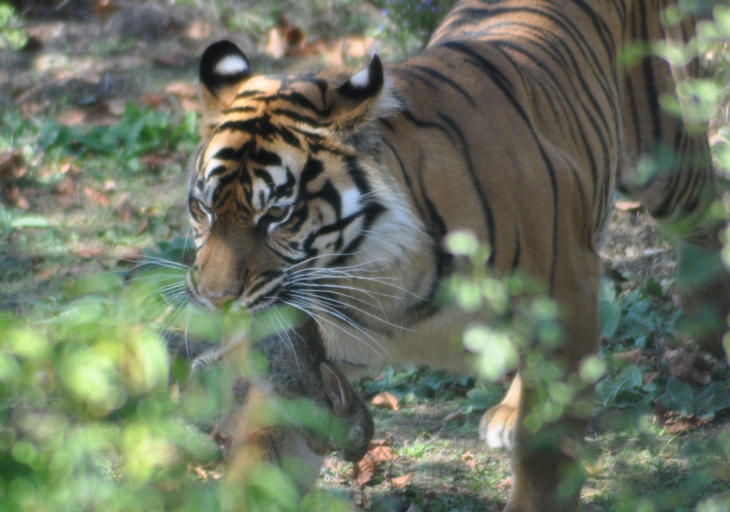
<box><xmin>184</xmin><ymin>0</ymin><xmax>729</xmax><ymax>509</ymax></box>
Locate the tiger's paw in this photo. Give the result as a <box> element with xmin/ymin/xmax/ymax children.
<box><xmin>479</xmin><ymin>403</ymin><xmax>517</xmax><ymax>450</ymax></box>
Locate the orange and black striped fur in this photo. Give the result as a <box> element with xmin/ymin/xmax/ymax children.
<box><xmin>186</xmin><ymin>1</ymin><xmax>728</xmax><ymax>509</ymax></box>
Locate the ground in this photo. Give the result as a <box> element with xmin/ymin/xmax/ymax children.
<box><xmin>2</xmin><ymin>1</ymin><xmax>730</xmax><ymax>511</ymax></box>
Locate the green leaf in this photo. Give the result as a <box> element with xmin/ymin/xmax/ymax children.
<box><xmin>10</xmin><ymin>216</ymin><xmax>50</xmax><ymax>229</ymax></box>
<box><xmin>665</xmin><ymin>379</ymin><xmax>694</xmax><ymax>412</ymax></box>
<box><xmin>599</xmin><ymin>301</ymin><xmax>621</xmax><ymax>339</ymax></box>
<box><xmin>644</xmin><ymin>278</ymin><xmax>664</xmax><ymax>299</ymax></box>
<box><xmin>599</xmin><ymin>277</ymin><xmax>617</xmax><ymax>302</ymax></box>
<box><xmin>466</xmin><ymin>387</ymin><xmax>496</xmax><ymax>410</ymax></box>
<box><xmin>694</xmin><ymin>382</ymin><xmax>730</xmax><ymax>419</ymax></box>
<box><xmin>618</xmin><ymin>365</ymin><xmax>644</xmax><ymax>390</ymax></box>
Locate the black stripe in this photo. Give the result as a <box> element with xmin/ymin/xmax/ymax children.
<box><xmin>272</xmin><ymin>108</ymin><xmax>327</xmax><ymax>128</ymax></box>
<box><xmin>213</xmin><ymin>142</ymin><xmax>252</xmax><ymax>162</ymax></box>
<box><xmin>381</xmin><ymin>138</ymin><xmax>425</xmax><ymax>220</ymax></box>
<box><xmin>251</xmin><ymin>148</ymin><xmax>282</xmax><ymax>167</ymax></box>
<box><xmin>344</xmin><ymin>156</ymin><xmax>371</xmax><ymax>195</ymax></box>
<box><xmin>436</xmin><ymin>112</ymin><xmax>497</xmax><ymax>264</ymax></box>
<box><xmin>440</xmin><ymin>41</ymin><xmax>560</xmax><ymax>292</ymax></box>
<box><xmin>511</xmin><ymin>225</ymin><xmax>521</xmax><ymax>271</ymax></box>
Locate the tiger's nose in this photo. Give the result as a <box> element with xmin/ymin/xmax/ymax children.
<box><xmin>202</xmin><ymin>292</ymin><xmax>237</xmax><ymax>310</ymax></box>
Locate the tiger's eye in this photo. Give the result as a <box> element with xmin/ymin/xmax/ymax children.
<box><xmin>267</xmin><ymin>205</ymin><xmax>288</xmax><ymax>220</ymax></box>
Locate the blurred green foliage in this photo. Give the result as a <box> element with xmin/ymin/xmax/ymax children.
<box><xmin>0</xmin><ymin>3</ymin><xmax>27</xmax><ymax>50</ymax></box>
<box><xmin>365</xmin><ymin>0</ymin><xmax>457</xmax><ymax>55</ymax></box>
<box><xmin>1</xmin><ymin>105</ymin><xmax>199</xmax><ymax>174</ymax></box>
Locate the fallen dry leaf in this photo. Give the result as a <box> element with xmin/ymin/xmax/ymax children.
<box><xmin>615</xmin><ymin>200</ymin><xmax>642</xmax><ymax>211</ymax></box>
<box><xmin>664</xmin><ymin>348</ymin><xmax>712</xmax><ymax>386</ymax></box>
<box><xmin>57</xmin><ymin>110</ymin><xmax>87</xmax><ymax>126</ymax></box>
<box><xmin>7</xmin><ymin>187</ymin><xmax>29</xmax><ymax>210</ymax></box>
<box><xmin>323</xmin><ymin>457</ymin><xmax>347</xmax><ymax>473</ymax></box>
<box><xmin>368</xmin><ymin>445</ymin><xmax>397</xmax><ymax>462</ymax></box>
<box><xmin>58</xmin><ymin>161</ymin><xmax>80</xmax><ymax>175</ymax></box>
<box><xmin>83</xmin><ymin>187</ymin><xmax>111</xmax><ymax>207</ymax></box>
<box><xmin>140</xmin><ymin>94</ymin><xmax>168</xmax><ymax>109</ymax></box>
<box><xmin>497</xmin><ymin>476</ymin><xmax>513</xmax><ymax>490</ymax></box>
<box><xmin>0</xmin><ymin>150</ymin><xmax>26</xmax><ymax>182</ymax></box>
<box><xmin>444</xmin><ymin>409</ymin><xmax>462</xmax><ymax>422</ymax></box>
<box><xmin>77</xmin><ymin>246</ymin><xmax>105</xmax><ymax>259</ymax></box>
<box><xmin>83</xmin><ymin>102</ymin><xmax>119</xmax><ymax>126</ymax></box>
<box><xmin>117</xmin><ymin>247</ymin><xmax>144</xmax><ymax>267</ymax></box>
<box><xmin>391</xmin><ymin>472</ymin><xmax>413</xmax><ymax>488</ymax></box>
<box><xmin>352</xmin><ymin>441</ymin><xmax>397</xmax><ymax>486</ymax></box>
<box><xmin>56</xmin><ymin>178</ymin><xmax>78</xmax><ymax>199</ymax></box>
<box><xmin>36</xmin><ymin>265</ymin><xmax>61</xmax><ymax>281</ymax></box>
<box><xmin>584</xmin><ymin>458</ymin><xmax>604</xmax><ymax>477</ymax></box>
<box><xmin>436</xmin><ymin>483</ymin><xmax>458</xmax><ymax>495</ymax></box>
<box><xmin>114</xmin><ymin>193</ymin><xmax>136</xmax><ymax>223</ymax></box>
<box><xmin>353</xmin><ymin>455</ymin><xmax>376</xmax><ymax>486</ymax></box>
<box><xmin>180</xmin><ymin>98</ymin><xmax>201</xmax><ymax>112</ymax></box>
<box><xmin>94</xmin><ymin>0</ymin><xmax>119</xmax><ymax>22</ymax></box>
<box><xmin>185</xmin><ymin>20</ymin><xmax>211</xmax><ymax>40</ymax></box>
<box><xmin>137</xmin><ymin>216</ymin><xmax>151</xmax><ymax>234</ymax></box>
<box><xmin>192</xmin><ymin>466</ymin><xmax>208</xmax><ymax>481</ymax></box>
<box><xmin>460</xmin><ymin>450</ymin><xmax>476</xmax><ymax>469</ymax></box>
<box><xmin>368</xmin><ymin>439</ymin><xmax>390</xmax><ymax>447</ymax></box>
<box><xmin>371</xmin><ymin>391</ymin><xmax>400</xmax><ymax>411</ymax></box>
<box><xmin>643</xmin><ymin>371</ymin><xmax>660</xmax><ymax>385</ymax></box>
<box><xmin>166</xmin><ymin>82</ymin><xmax>197</xmax><ymax>99</ymax></box>
<box><xmin>665</xmin><ymin>415</ymin><xmax>711</xmax><ymax>434</ymax></box>
<box><xmin>140</xmin><ymin>153</ymin><xmax>176</xmax><ymax>171</ymax></box>
<box><xmin>611</xmin><ymin>348</ymin><xmax>643</xmax><ymax>364</ymax></box>
<box><xmin>153</xmin><ymin>51</ymin><xmax>191</xmax><ymax>68</ymax></box>
<box><xmin>654</xmin><ymin>399</ymin><xmax>712</xmax><ymax>433</ymax></box>
<box><xmin>265</xmin><ymin>27</ymin><xmax>285</xmax><ymax>59</ymax></box>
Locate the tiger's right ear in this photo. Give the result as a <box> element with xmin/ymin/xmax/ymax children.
<box><xmin>199</xmin><ymin>41</ymin><xmax>251</xmax><ymax>135</ymax></box>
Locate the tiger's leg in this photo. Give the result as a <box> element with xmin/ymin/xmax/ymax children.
<box><xmin>620</xmin><ymin>13</ymin><xmax>730</xmax><ymax>357</ymax></box>
<box><xmin>481</xmin><ymin>248</ymin><xmax>601</xmax><ymax>512</ymax></box>
<box><xmin>479</xmin><ymin>373</ymin><xmax>520</xmax><ymax>449</ymax></box>
<box><xmin>620</xmin><ymin>100</ymin><xmax>728</xmax><ymax>356</ymax></box>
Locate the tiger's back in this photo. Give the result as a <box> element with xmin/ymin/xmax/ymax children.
<box><xmin>186</xmin><ymin>1</ymin><xmax>728</xmax><ymax>510</ymax></box>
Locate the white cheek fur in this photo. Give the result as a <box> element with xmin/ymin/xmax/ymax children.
<box><xmin>340</xmin><ymin>188</ymin><xmax>361</xmax><ymax>219</ymax></box>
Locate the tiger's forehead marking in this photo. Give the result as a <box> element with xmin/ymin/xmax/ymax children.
<box><xmin>194</xmin><ymin>73</ymin><xmax>338</xmax><ymax>210</ymax></box>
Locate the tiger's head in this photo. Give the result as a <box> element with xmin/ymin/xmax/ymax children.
<box><xmin>186</xmin><ymin>41</ymin><xmax>409</xmax><ymax>314</ymax></box>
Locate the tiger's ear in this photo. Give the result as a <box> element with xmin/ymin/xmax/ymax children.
<box><xmin>199</xmin><ymin>40</ymin><xmax>251</xmax><ymax>136</ymax></box>
<box><xmin>331</xmin><ymin>55</ymin><xmax>398</xmax><ymax>129</ymax></box>
<box><xmin>336</xmin><ymin>55</ymin><xmax>384</xmax><ymax>102</ymax></box>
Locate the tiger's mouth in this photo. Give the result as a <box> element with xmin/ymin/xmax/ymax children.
<box><xmin>186</xmin><ymin>265</ymin><xmax>292</xmax><ymax>315</ymax></box>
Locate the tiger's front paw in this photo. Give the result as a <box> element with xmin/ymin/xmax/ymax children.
<box><xmin>479</xmin><ymin>403</ymin><xmax>518</xmax><ymax>450</ymax></box>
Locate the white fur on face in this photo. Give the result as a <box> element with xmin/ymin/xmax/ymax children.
<box><xmin>340</xmin><ymin>188</ymin><xmax>361</xmax><ymax>219</ymax></box>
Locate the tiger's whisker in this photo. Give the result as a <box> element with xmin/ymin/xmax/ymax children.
<box><xmin>279</xmin><ymin>298</ymin><xmax>388</xmax><ymax>359</ymax></box>
<box><xmin>286</xmin><ymin>289</ymin><xmax>412</xmax><ymax>332</ymax></box>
